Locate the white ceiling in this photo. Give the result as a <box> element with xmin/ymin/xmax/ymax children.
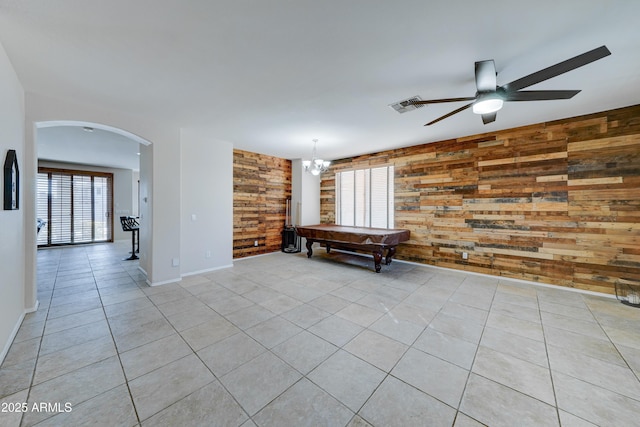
<box><xmin>38</xmin><ymin>126</ymin><xmax>141</xmax><ymax>171</ymax></box>
<box><xmin>1</xmin><ymin>0</ymin><xmax>639</xmax><ymax>164</ymax></box>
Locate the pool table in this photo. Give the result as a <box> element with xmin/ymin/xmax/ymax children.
<box><xmin>295</xmin><ymin>224</ymin><xmax>410</xmax><ymax>273</ymax></box>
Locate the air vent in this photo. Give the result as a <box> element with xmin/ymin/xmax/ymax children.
<box><xmin>389</xmin><ymin>96</ymin><xmax>424</xmax><ymax>114</ymax></box>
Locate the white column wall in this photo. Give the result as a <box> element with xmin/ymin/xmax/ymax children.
<box><xmin>291</xmin><ymin>159</ymin><xmax>321</xmax><ymax>251</ymax></box>
<box><xmin>179</xmin><ymin>130</ymin><xmax>233</xmax><ymax>275</ymax></box>
<box><xmin>132</xmin><ymin>171</ymin><xmax>140</xmax><ymax>217</ymax></box>
<box><xmin>291</xmin><ymin>159</ymin><xmax>303</xmax><ymax>226</ymax></box>
<box><xmin>138</xmin><ymin>141</ymin><xmax>153</xmax><ymax>279</ymax></box>
<box><xmin>291</xmin><ymin>159</ymin><xmax>321</xmax><ymax>226</ymax></box>
<box><xmin>302</xmin><ymin>169</ymin><xmax>321</xmax><ymax>225</ymax></box>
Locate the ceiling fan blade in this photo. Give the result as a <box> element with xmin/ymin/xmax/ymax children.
<box><xmin>502</xmin><ymin>45</ymin><xmax>611</xmax><ymax>92</ymax></box>
<box><xmin>412</xmin><ymin>97</ymin><xmax>476</xmax><ymax>105</ymax></box>
<box><xmin>503</xmin><ymin>90</ymin><xmax>581</xmax><ymax>101</ymax></box>
<box><xmin>475</xmin><ymin>60</ymin><xmax>497</xmax><ymax>92</ymax></box>
<box><xmin>425</xmin><ymin>103</ymin><xmax>473</xmax><ymax>126</ymax></box>
<box><xmin>482</xmin><ymin>112</ymin><xmax>497</xmax><ymax>124</ymax></box>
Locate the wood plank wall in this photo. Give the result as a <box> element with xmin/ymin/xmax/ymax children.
<box><xmin>233</xmin><ymin>149</ymin><xmax>291</xmax><ymax>258</ymax></box>
<box><xmin>320</xmin><ymin>105</ymin><xmax>640</xmax><ymax>294</ymax></box>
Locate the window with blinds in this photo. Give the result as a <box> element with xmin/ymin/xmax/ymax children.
<box><xmin>37</xmin><ymin>168</ymin><xmax>113</xmax><ymax>246</ymax></box>
<box><xmin>335</xmin><ymin>165</ymin><xmax>394</xmax><ymax>228</ymax></box>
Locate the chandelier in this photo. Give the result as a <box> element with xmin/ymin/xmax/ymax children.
<box><xmin>302</xmin><ymin>139</ymin><xmax>331</xmax><ymax>175</ymax></box>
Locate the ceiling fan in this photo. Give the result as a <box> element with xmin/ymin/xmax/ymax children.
<box><xmin>411</xmin><ymin>45</ymin><xmax>611</xmax><ymax>126</ymax></box>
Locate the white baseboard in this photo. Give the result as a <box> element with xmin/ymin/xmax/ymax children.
<box><xmin>0</xmin><ymin>311</ymin><xmax>26</xmax><ymax>366</ymax></box>
<box><xmin>312</xmin><ymin>248</ymin><xmax>615</xmax><ymax>299</ymax></box>
<box><xmin>393</xmin><ymin>258</ymin><xmax>615</xmax><ymax>299</ymax></box>
<box><xmin>146</xmin><ymin>277</ymin><xmax>182</xmax><ymax>287</ymax></box>
<box><xmin>181</xmin><ymin>264</ymin><xmax>233</xmax><ymax>278</ymax></box>
<box><xmin>25</xmin><ymin>299</ymin><xmax>40</xmax><ymax>313</ymax></box>
<box><xmin>233</xmin><ymin>250</ymin><xmax>281</xmax><ymax>261</ymax></box>
<box><xmin>147</xmin><ymin>263</ymin><xmax>235</xmax><ymax>285</ymax></box>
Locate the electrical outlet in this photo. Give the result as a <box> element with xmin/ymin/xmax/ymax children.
<box><xmin>462</xmin><ymin>252</ymin><xmax>468</xmax><ymax>260</ymax></box>
<box><xmin>205</xmin><ymin>250</ymin><xmax>211</xmax><ymax>258</ymax></box>
<box><xmin>172</xmin><ymin>258</ymin><xmax>180</xmax><ymax>267</ymax></box>
<box><xmin>254</xmin><ymin>240</ymin><xmax>259</xmax><ymax>247</ymax></box>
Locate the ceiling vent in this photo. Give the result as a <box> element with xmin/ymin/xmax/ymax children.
<box><xmin>389</xmin><ymin>96</ymin><xmax>424</xmax><ymax>114</ymax></box>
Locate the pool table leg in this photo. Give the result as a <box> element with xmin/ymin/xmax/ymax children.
<box><xmin>373</xmin><ymin>250</ymin><xmax>383</xmax><ymax>273</ymax></box>
<box><xmin>385</xmin><ymin>246</ymin><xmax>396</xmax><ymax>265</ymax></box>
<box><xmin>305</xmin><ymin>239</ymin><xmax>314</xmax><ymax>258</ymax></box>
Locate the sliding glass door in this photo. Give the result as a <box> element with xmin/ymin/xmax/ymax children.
<box><xmin>37</xmin><ymin>168</ymin><xmax>113</xmax><ymax>246</ymax></box>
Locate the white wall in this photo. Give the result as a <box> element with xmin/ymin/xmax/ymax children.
<box><xmin>180</xmin><ymin>129</ymin><xmax>233</xmax><ymax>275</ymax></box>
<box><xmin>132</xmin><ymin>170</ymin><xmax>140</xmax><ymax>217</ymax></box>
<box><xmin>113</xmin><ymin>167</ymin><xmax>134</xmax><ymax>241</ymax></box>
<box><xmin>0</xmin><ymin>41</ymin><xmax>26</xmax><ymax>363</ymax></box>
<box><xmin>291</xmin><ymin>159</ymin><xmax>321</xmax><ymax>251</ymax></box>
<box><xmin>138</xmin><ymin>142</ymin><xmax>153</xmax><ymax>278</ymax></box>
<box><xmin>37</xmin><ymin>160</ymin><xmax>135</xmax><ymax>241</ymax></box>
<box><xmin>291</xmin><ymin>159</ymin><xmax>303</xmax><ymax>226</ymax></box>
<box><xmin>291</xmin><ymin>159</ymin><xmax>320</xmax><ymax>226</ymax></box>
<box><xmin>302</xmin><ymin>170</ymin><xmax>321</xmax><ymax>225</ymax></box>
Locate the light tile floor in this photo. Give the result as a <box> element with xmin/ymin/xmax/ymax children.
<box><xmin>1</xmin><ymin>241</ymin><xmax>640</xmax><ymax>426</ymax></box>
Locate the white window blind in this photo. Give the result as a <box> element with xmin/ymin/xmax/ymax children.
<box><xmin>73</xmin><ymin>174</ymin><xmax>93</xmax><ymax>243</ymax></box>
<box><xmin>335</xmin><ymin>165</ymin><xmax>394</xmax><ymax>228</ymax></box>
<box><xmin>337</xmin><ymin>170</ymin><xmax>354</xmax><ymax>226</ymax></box>
<box><xmin>50</xmin><ymin>173</ymin><xmax>72</xmax><ymax>245</ymax></box>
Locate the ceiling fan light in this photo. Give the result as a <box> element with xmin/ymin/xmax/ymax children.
<box><xmin>473</xmin><ymin>97</ymin><xmax>503</xmax><ymax>115</ymax></box>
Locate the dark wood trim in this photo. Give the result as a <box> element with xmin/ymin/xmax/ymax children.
<box><xmin>37</xmin><ymin>167</ymin><xmax>115</xmax><ymax>246</ymax></box>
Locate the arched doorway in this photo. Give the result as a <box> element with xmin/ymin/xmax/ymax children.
<box><xmin>25</xmin><ymin>120</ymin><xmax>152</xmax><ymax>311</ymax></box>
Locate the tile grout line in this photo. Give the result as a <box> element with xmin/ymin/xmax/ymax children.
<box><xmin>446</xmin><ymin>274</ymin><xmax>497</xmax><ymax>426</ymax></box>
<box><xmin>146</xmin><ymin>284</ymin><xmax>254</xmax><ymax>425</ymax></box>
<box><xmin>95</xmin><ymin>259</ymin><xmax>145</xmax><ymax>426</ymax></box>
<box><xmin>19</xmin><ymin>250</ymin><xmax>62</xmax><ymax>427</ymax></box>
<box><xmin>582</xmin><ymin>296</ymin><xmax>640</xmax><ymax>385</ymax></box>
<box><xmin>537</xmin><ymin>285</ymin><xmax>563</xmax><ymax>427</ymax></box>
